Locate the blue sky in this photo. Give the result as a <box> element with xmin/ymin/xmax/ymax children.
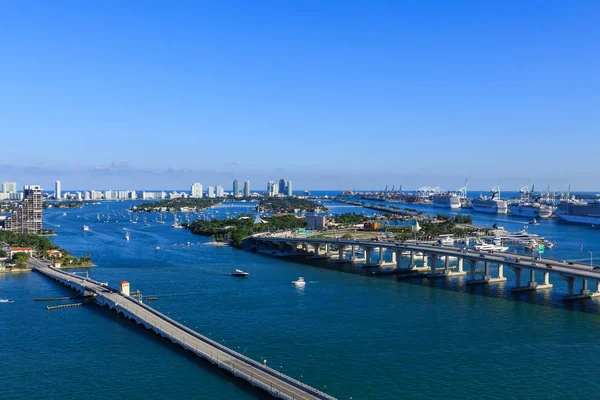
<box><xmin>1</xmin><ymin>1</ymin><xmax>599</xmax><ymax>191</ymax></box>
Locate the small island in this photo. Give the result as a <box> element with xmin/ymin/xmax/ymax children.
<box><xmin>0</xmin><ymin>230</ymin><xmax>94</xmax><ymax>272</ymax></box>
<box><xmin>132</xmin><ymin>198</ymin><xmax>222</xmax><ymax>212</ymax></box>
<box><xmin>43</xmin><ymin>200</ymin><xmax>92</xmax><ymax>209</ymax></box>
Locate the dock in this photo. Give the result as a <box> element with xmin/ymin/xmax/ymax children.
<box><xmin>29</xmin><ymin>258</ymin><xmax>336</xmax><ymax>400</ymax></box>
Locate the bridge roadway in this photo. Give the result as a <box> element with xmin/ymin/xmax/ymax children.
<box><xmin>256</xmin><ymin>236</ymin><xmax>600</xmax><ymax>293</ymax></box>
<box><xmin>29</xmin><ymin>258</ymin><xmax>335</xmax><ymax>400</ymax></box>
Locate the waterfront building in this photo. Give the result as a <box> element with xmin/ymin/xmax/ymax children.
<box><xmin>244</xmin><ymin>181</ymin><xmax>250</xmax><ymax>197</ymax></box>
<box><xmin>91</xmin><ymin>190</ymin><xmax>103</xmax><ymax>200</ymax></box>
<box><xmin>54</xmin><ymin>181</ymin><xmax>61</xmax><ymax>200</ymax></box>
<box><xmin>306</xmin><ymin>215</ymin><xmax>326</xmax><ymax>229</ymax></box>
<box><xmin>286</xmin><ymin>180</ymin><xmax>292</xmax><ymax>196</ymax></box>
<box><xmin>208</xmin><ymin>186</ymin><xmax>215</xmax><ymax>198</ymax></box>
<box><xmin>216</xmin><ymin>186</ymin><xmax>225</xmax><ymax>197</ymax></box>
<box><xmin>279</xmin><ymin>178</ymin><xmax>287</xmax><ymax>195</ymax></box>
<box><xmin>233</xmin><ymin>179</ymin><xmax>239</xmax><ymax>198</ymax></box>
<box><xmin>84</xmin><ymin>191</ymin><xmax>91</xmax><ymax>201</ymax></box>
<box><xmin>129</xmin><ymin>190</ymin><xmax>137</xmax><ymax>200</ymax></box>
<box><xmin>2</xmin><ymin>182</ymin><xmax>17</xmax><ymax>194</ymax></box>
<box><xmin>191</xmin><ymin>183</ymin><xmax>203</xmax><ymax>198</ymax></box>
<box><xmin>76</xmin><ymin>192</ymin><xmax>83</xmax><ymax>201</ymax></box>
<box><xmin>142</xmin><ymin>191</ymin><xmax>166</xmax><ymax>200</ymax></box>
<box><xmin>104</xmin><ymin>190</ymin><xmax>114</xmax><ymax>200</ymax></box>
<box><xmin>4</xmin><ymin>185</ymin><xmax>43</xmax><ymax>234</ymax></box>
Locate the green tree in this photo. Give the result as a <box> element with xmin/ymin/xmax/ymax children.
<box><xmin>12</xmin><ymin>252</ymin><xmax>30</xmax><ymax>267</ymax></box>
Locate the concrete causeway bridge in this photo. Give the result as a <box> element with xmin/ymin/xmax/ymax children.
<box><xmin>29</xmin><ymin>258</ymin><xmax>336</xmax><ymax>400</ymax></box>
<box><xmin>250</xmin><ymin>235</ymin><xmax>600</xmax><ymax>301</ymax></box>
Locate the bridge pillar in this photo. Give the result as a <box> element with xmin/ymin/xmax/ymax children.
<box><xmin>469</xmin><ymin>260</ymin><xmax>477</xmax><ymax>281</ymax></box>
<box><xmin>581</xmin><ymin>279</ymin><xmax>590</xmax><ymax>296</ymax></box>
<box><xmin>484</xmin><ymin>262</ymin><xmax>490</xmax><ymax>281</ymax></box>
<box><xmin>365</xmin><ymin>248</ymin><xmax>372</xmax><ymax>264</ymax></box>
<box><xmin>325</xmin><ymin>244</ymin><xmax>330</xmax><ymax>255</ymax></box>
<box><xmin>528</xmin><ymin>269</ymin><xmax>537</xmax><ymax>288</ymax></box>
<box><xmin>498</xmin><ymin>263</ymin><xmax>504</xmax><ymax>279</ymax></box>
<box><xmin>444</xmin><ymin>256</ymin><xmax>450</xmax><ymax>273</ymax></box>
<box><xmin>378</xmin><ymin>247</ymin><xmax>385</xmax><ymax>265</ymax></box>
<box><xmin>596</xmin><ymin>281</ymin><xmax>600</xmax><ymax>294</ymax></box>
<box><xmin>351</xmin><ymin>246</ymin><xmax>357</xmax><ymax>261</ymax></box>
<box><xmin>338</xmin><ymin>247</ymin><xmax>344</xmax><ymax>261</ymax></box>
<box><xmin>427</xmin><ymin>254</ymin><xmax>443</xmax><ymax>278</ymax></box>
<box><xmin>410</xmin><ymin>252</ymin><xmax>415</xmax><ymax>268</ymax></box>
<box><xmin>391</xmin><ymin>250</ymin><xmax>397</xmax><ymax>265</ymax></box>
<box><xmin>457</xmin><ymin>258</ymin><xmax>464</xmax><ymax>273</ymax></box>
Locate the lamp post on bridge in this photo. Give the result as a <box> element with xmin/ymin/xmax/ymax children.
<box><xmin>589</xmin><ymin>251</ymin><xmax>593</xmax><ymax>269</ymax></box>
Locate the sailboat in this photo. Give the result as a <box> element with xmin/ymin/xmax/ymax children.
<box><xmin>171</xmin><ymin>214</ymin><xmax>184</xmax><ymax>228</ymax></box>
<box><xmin>125</xmin><ymin>232</ymin><xmax>130</xmax><ymax>241</ymax></box>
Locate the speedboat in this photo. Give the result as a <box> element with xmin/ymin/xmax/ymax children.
<box><xmin>231</xmin><ymin>269</ymin><xmax>249</xmax><ymax>277</ymax></box>
<box><xmin>291</xmin><ymin>277</ymin><xmax>306</xmax><ymax>287</ymax></box>
<box><xmin>0</xmin><ymin>299</ymin><xmax>14</xmax><ymax>303</ymax></box>
<box><xmin>82</xmin><ymin>225</ymin><xmax>90</xmax><ymax>231</ymax></box>
<box><xmin>529</xmin><ymin>218</ymin><xmax>539</xmax><ymax>225</ymax></box>
<box><xmin>125</xmin><ymin>232</ymin><xmax>130</xmax><ymax>241</ymax></box>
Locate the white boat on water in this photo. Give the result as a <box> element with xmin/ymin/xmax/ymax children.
<box><xmin>82</xmin><ymin>225</ymin><xmax>90</xmax><ymax>231</ymax></box>
<box><xmin>231</xmin><ymin>269</ymin><xmax>249</xmax><ymax>277</ymax></box>
<box><xmin>473</xmin><ymin>240</ymin><xmax>508</xmax><ymax>252</ymax></box>
<box><xmin>125</xmin><ymin>232</ymin><xmax>130</xmax><ymax>241</ymax></box>
<box><xmin>291</xmin><ymin>277</ymin><xmax>306</xmax><ymax>287</ymax></box>
<box><xmin>438</xmin><ymin>234</ymin><xmax>455</xmax><ymax>246</ymax></box>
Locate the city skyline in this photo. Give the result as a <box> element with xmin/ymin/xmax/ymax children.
<box><xmin>2</xmin><ymin>2</ymin><xmax>599</xmax><ymax>189</ymax></box>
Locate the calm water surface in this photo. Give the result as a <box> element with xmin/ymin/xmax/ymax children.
<box><xmin>2</xmin><ymin>200</ymin><xmax>600</xmax><ymax>399</ymax></box>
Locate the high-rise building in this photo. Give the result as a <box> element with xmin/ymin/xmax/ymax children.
<box><xmin>191</xmin><ymin>182</ymin><xmax>203</xmax><ymax>198</ymax></box>
<box><xmin>84</xmin><ymin>191</ymin><xmax>91</xmax><ymax>200</ymax></box>
<box><xmin>244</xmin><ymin>181</ymin><xmax>250</xmax><ymax>197</ymax></box>
<box><xmin>55</xmin><ymin>181</ymin><xmax>62</xmax><ymax>200</ymax></box>
<box><xmin>279</xmin><ymin>178</ymin><xmax>287</xmax><ymax>195</ymax></box>
<box><xmin>5</xmin><ymin>185</ymin><xmax>43</xmax><ymax>234</ymax></box>
<box><xmin>208</xmin><ymin>186</ymin><xmax>215</xmax><ymax>198</ymax></box>
<box><xmin>286</xmin><ymin>180</ymin><xmax>292</xmax><ymax>196</ymax></box>
<box><xmin>267</xmin><ymin>181</ymin><xmax>279</xmax><ymax>197</ymax></box>
<box><xmin>233</xmin><ymin>179</ymin><xmax>239</xmax><ymax>198</ymax></box>
<box><xmin>2</xmin><ymin>182</ymin><xmax>17</xmax><ymax>193</ymax></box>
<box><xmin>216</xmin><ymin>186</ymin><xmax>224</xmax><ymax>197</ymax></box>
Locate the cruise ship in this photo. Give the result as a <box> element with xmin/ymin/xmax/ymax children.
<box><xmin>431</xmin><ymin>180</ymin><xmax>467</xmax><ymax>209</ymax></box>
<box><xmin>432</xmin><ymin>193</ymin><xmax>461</xmax><ymax>209</ymax></box>
<box><xmin>471</xmin><ymin>186</ymin><xmax>508</xmax><ymax>214</ymax></box>
<box><xmin>507</xmin><ymin>185</ymin><xmax>555</xmax><ymax>218</ymax></box>
<box><xmin>555</xmin><ymin>198</ymin><xmax>600</xmax><ymax>225</ymax></box>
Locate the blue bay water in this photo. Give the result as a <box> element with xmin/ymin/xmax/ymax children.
<box><xmin>2</xmin><ymin>200</ymin><xmax>600</xmax><ymax>399</ymax></box>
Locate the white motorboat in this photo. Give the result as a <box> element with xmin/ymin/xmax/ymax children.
<box><xmin>474</xmin><ymin>240</ymin><xmax>508</xmax><ymax>252</ymax></box>
<box><xmin>231</xmin><ymin>269</ymin><xmax>249</xmax><ymax>277</ymax></box>
<box><xmin>438</xmin><ymin>235</ymin><xmax>455</xmax><ymax>246</ymax></box>
<box><xmin>125</xmin><ymin>232</ymin><xmax>130</xmax><ymax>241</ymax></box>
<box><xmin>291</xmin><ymin>277</ymin><xmax>306</xmax><ymax>287</ymax></box>
<box><xmin>82</xmin><ymin>225</ymin><xmax>90</xmax><ymax>231</ymax></box>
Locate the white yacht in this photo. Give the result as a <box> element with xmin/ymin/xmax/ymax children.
<box><xmin>471</xmin><ymin>185</ymin><xmax>508</xmax><ymax>214</ymax></box>
<box><xmin>231</xmin><ymin>269</ymin><xmax>249</xmax><ymax>277</ymax></box>
<box><xmin>438</xmin><ymin>235</ymin><xmax>455</xmax><ymax>246</ymax></box>
<box><xmin>473</xmin><ymin>240</ymin><xmax>508</xmax><ymax>252</ymax></box>
<box><xmin>291</xmin><ymin>277</ymin><xmax>306</xmax><ymax>287</ymax></box>
<box><xmin>125</xmin><ymin>232</ymin><xmax>130</xmax><ymax>241</ymax></box>
<box><xmin>82</xmin><ymin>225</ymin><xmax>90</xmax><ymax>231</ymax></box>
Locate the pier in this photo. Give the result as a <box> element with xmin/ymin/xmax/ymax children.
<box><xmin>250</xmin><ymin>235</ymin><xmax>600</xmax><ymax>301</ymax></box>
<box><xmin>29</xmin><ymin>258</ymin><xmax>336</xmax><ymax>400</ymax></box>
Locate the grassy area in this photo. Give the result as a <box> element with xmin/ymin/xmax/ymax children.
<box><xmin>133</xmin><ymin>198</ymin><xmax>222</xmax><ymax>212</ymax></box>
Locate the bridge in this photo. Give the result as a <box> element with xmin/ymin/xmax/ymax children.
<box><xmin>29</xmin><ymin>258</ymin><xmax>336</xmax><ymax>400</ymax></box>
<box><xmin>250</xmin><ymin>235</ymin><xmax>600</xmax><ymax>301</ymax></box>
